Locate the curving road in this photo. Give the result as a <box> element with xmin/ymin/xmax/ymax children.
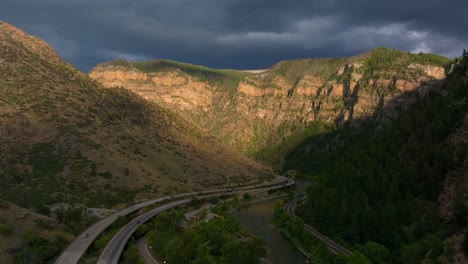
<box><xmin>54</xmin><ymin>196</ymin><xmax>173</xmax><ymax>264</ymax></box>
<box><xmin>54</xmin><ymin>175</ymin><xmax>290</xmax><ymax>264</ymax></box>
<box><xmin>98</xmin><ymin>198</ymin><xmax>192</xmax><ymax>264</ymax></box>
<box><xmin>97</xmin><ymin>179</ymin><xmax>295</xmax><ymax>264</ymax></box>
<box><xmin>284</xmin><ymin>199</ymin><xmax>352</xmax><ymax>256</ymax></box>
<box><xmin>136</xmin><ymin>193</ymin><xmax>290</xmax><ymax>264</ymax></box>
<box><xmin>137</xmin><ymin>237</ymin><xmax>158</xmax><ymax>264</ymax></box>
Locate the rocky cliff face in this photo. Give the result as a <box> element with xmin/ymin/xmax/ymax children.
<box><xmin>90</xmin><ymin>49</ymin><xmax>449</xmax><ymax>156</ymax></box>
<box><xmin>90</xmin><ymin>68</ymin><xmax>214</xmax><ymax>113</ymax></box>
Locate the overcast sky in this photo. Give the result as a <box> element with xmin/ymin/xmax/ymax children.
<box><xmin>1</xmin><ymin>0</ymin><xmax>467</xmax><ymax>72</ymax></box>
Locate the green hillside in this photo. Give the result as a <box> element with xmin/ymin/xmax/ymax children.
<box><xmin>263</xmin><ymin>47</ymin><xmax>450</xmax><ymax>84</ymax></box>
<box><xmin>0</xmin><ymin>22</ymin><xmax>269</xmax><ymax>213</ymax></box>
<box><xmin>132</xmin><ymin>59</ymin><xmax>249</xmax><ymax>91</ymax></box>
<box><xmin>284</xmin><ymin>52</ymin><xmax>468</xmax><ymax>263</ymax></box>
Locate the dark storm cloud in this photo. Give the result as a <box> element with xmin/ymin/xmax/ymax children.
<box><xmin>1</xmin><ymin>0</ymin><xmax>466</xmax><ymax>71</ymax></box>
<box><xmin>225</xmin><ymin>0</ymin><xmax>467</xmax><ymax>38</ymax></box>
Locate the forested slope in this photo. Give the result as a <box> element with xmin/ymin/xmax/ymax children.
<box><xmin>288</xmin><ymin>52</ymin><xmax>468</xmax><ymax>263</ymax></box>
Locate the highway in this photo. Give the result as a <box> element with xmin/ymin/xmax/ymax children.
<box><xmin>136</xmin><ymin>203</ymin><xmax>215</xmax><ymax>264</ymax></box>
<box><xmin>97</xmin><ymin>181</ymin><xmax>295</xmax><ymax>264</ymax></box>
<box><xmin>98</xmin><ymin>198</ymin><xmax>191</xmax><ymax>264</ymax></box>
<box><xmin>54</xmin><ymin>196</ymin><xmax>172</xmax><ymax>264</ymax></box>
<box><xmin>284</xmin><ymin>198</ymin><xmax>352</xmax><ymax>256</ymax></box>
<box><xmin>54</xmin><ymin>175</ymin><xmax>291</xmax><ymax>264</ymax></box>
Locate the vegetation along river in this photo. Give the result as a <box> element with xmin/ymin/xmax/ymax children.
<box><xmin>232</xmin><ymin>198</ymin><xmax>310</xmax><ymax>264</ymax></box>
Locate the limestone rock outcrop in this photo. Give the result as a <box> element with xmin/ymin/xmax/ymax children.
<box><xmin>89</xmin><ymin>53</ymin><xmax>447</xmax><ymax>153</ymax></box>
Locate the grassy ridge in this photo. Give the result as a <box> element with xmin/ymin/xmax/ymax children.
<box><xmin>263</xmin><ymin>48</ymin><xmax>450</xmax><ymax>84</ymax></box>
<box><xmin>269</xmin><ymin>57</ymin><xmax>349</xmax><ymax>83</ymax></box>
<box><xmin>133</xmin><ymin>59</ymin><xmax>249</xmax><ymax>90</ymax></box>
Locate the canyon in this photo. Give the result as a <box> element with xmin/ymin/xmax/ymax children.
<box><xmin>90</xmin><ymin>50</ymin><xmax>448</xmax><ymax>158</ymax></box>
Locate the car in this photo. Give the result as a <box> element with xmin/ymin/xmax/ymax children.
<box><xmin>83</xmin><ymin>233</ymin><xmax>89</xmax><ymax>238</ymax></box>
<box><xmin>136</xmin><ymin>220</ymin><xmax>141</xmax><ymax>224</ymax></box>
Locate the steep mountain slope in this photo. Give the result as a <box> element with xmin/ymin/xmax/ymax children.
<box><xmin>90</xmin><ymin>49</ymin><xmax>450</xmax><ymax>167</ymax></box>
<box><xmin>286</xmin><ymin>53</ymin><xmax>468</xmax><ymax>263</ymax></box>
<box><xmin>0</xmin><ymin>21</ymin><xmax>270</xmax><ymax>213</ymax></box>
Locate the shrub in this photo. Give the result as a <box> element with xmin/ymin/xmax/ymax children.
<box><xmin>0</xmin><ymin>223</ymin><xmax>12</xmax><ymax>235</ymax></box>
<box><xmin>98</xmin><ymin>171</ymin><xmax>113</xmax><ymax>179</ymax></box>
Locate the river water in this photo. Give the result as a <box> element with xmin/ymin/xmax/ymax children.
<box><xmin>232</xmin><ymin>198</ymin><xmax>310</xmax><ymax>264</ymax></box>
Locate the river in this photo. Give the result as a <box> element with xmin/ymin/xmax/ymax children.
<box><xmin>232</xmin><ymin>198</ymin><xmax>310</xmax><ymax>264</ymax></box>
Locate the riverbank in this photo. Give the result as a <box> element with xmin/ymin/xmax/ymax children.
<box><xmin>232</xmin><ymin>197</ymin><xmax>310</xmax><ymax>264</ymax></box>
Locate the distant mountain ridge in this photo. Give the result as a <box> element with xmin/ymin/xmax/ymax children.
<box><xmin>90</xmin><ymin>48</ymin><xmax>450</xmax><ymax>166</ymax></box>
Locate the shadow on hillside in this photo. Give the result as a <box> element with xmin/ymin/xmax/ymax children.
<box><xmin>255</xmin><ymin>69</ymin><xmax>455</xmax><ymax>173</ymax></box>
<box><xmin>337</xmin><ymin>64</ymin><xmax>361</xmax><ymax>124</ymax></box>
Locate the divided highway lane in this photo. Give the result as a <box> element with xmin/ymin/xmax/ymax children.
<box><xmin>54</xmin><ymin>175</ymin><xmax>289</xmax><ymax>264</ymax></box>
<box><xmin>98</xmin><ymin>198</ymin><xmax>191</xmax><ymax>264</ymax></box>
<box><xmin>54</xmin><ymin>196</ymin><xmax>172</xmax><ymax>264</ymax></box>
<box><xmin>284</xmin><ymin>199</ymin><xmax>352</xmax><ymax>256</ymax></box>
<box><xmin>98</xmin><ymin>179</ymin><xmax>296</xmax><ymax>264</ymax></box>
